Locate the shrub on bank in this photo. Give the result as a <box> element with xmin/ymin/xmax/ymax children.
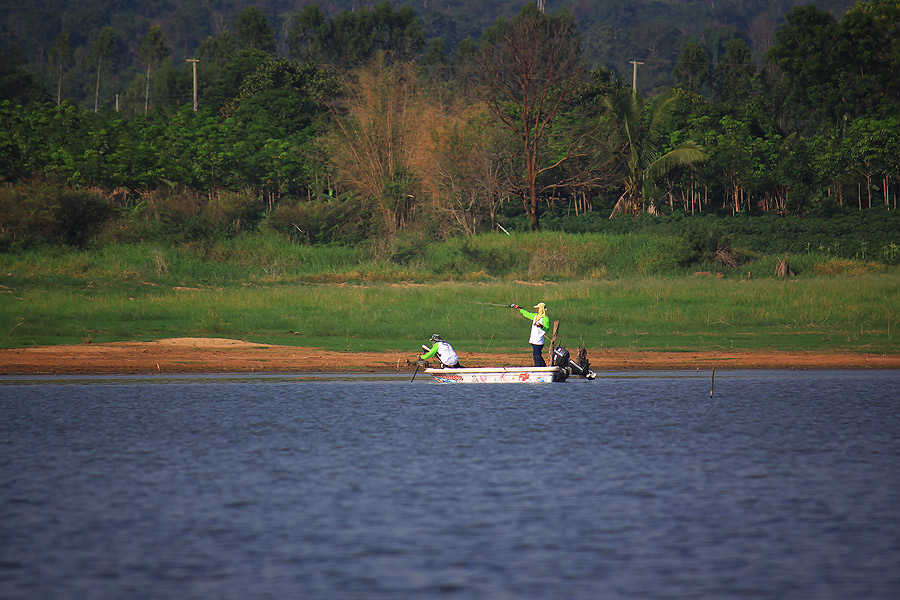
<box><xmin>0</xmin><ymin>179</ymin><xmax>111</xmax><ymax>250</ymax></box>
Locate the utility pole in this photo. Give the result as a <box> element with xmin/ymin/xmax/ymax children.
<box><xmin>186</xmin><ymin>58</ymin><xmax>199</xmax><ymax>111</ymax></box>
<box><xmin>630</xmin><ymin>60</ymin><xmax>643</xmax><ymax>93</ymax></box>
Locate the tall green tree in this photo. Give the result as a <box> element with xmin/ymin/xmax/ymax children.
<box><xmin>287</xmin><ymin>5</ymin><xmax>325</xmax><ymax>60</ymax></box>
<box><xmin>90</xmin><ymin>27</ymin><xmax>116</xmax><ymax>113</ymax></box>
<box><xmin>673</xmin><ymin>39</ymin><xmax>711</xmax><ymax>95</ymax></box>
<box><xmin>48</xmin><ymin>30</ymin><xmax>73</xmax><ymax>106</ymax></box>
<box><xmin>686</xmin><ymin>104</ymin><xmax>807</xmax><ymax>215</ymax></box>
<box><xmin>138</xmin><ymin>25</ymin><xmax>169</xmax><ymax>114</ymax></box>
<box><xmin>234</xmin><ymin>6</ymin><xmax>277</xmax><ymax>54</ymax></box>
<box><xmin>198</xmin><ymin>46</ymin><xmax>269</xmax><ymax>113</ymax></box>
<box><xmin>198</xmin><ymin>30</ymin><xmax>237</xmax><ymax>68</ymax></box>
<box><xmin>369</xmin><ymin>1</ymin><xmax>424</xmax><ymax>61</ymax></box>
<box><xmin>604</xmin><ymin>89</ymin><xmax>706</xmax><ymax>216</ymax></box>
<box><xmin>297</xmin><ymin>1</ymin><xmax>424</xmax><ymax>66</ymax></box>
<box><xmin>766</xmin><ymin>5</ymin><xmax>839</xmax><ymax>128</ymax></box>
<box><xmin>0</xmin><ymin>44</ymin><xmax>46</xmax><ymax>103</ymax></box>
<box><xmin>422</xmin><ymin>38</ymin><xmax>448</xmax><ymax>68</ymax></box>
<box><xmin>836</xmin><ymin>0</ymin><xmax>900</xmax><ymax>117</ymax></box>
<box><xmin>842</xmin><ymin>115</ymin><xmax>900</xmax><ymax>210</ymax></box>
<box><xmin>716</xmin><ymin>38</ymin><xmax>756</xmax><ymax>106</ymax></box>
<box><xmin>768</xmin><ymin>0</ymin><xmax>900</xmax><ymax>127</ymax></box>
<box><xmin>223</xmin><ymin>57</ymin><xmax>336</xmax><ymax>200</ymax></box>
<box><xmin>196</xmin><ymin>31</ymin><xmax>242</xmax><ymax>112</ymax></box>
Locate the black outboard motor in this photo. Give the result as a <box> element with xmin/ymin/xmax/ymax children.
<box><xmin>553</xmin><ymin>346</ymin><xmax>570</xmax><ymax>368</ymax></box>
<box><xmin>553</xmin><ymin>346</ymin><xmax>596</xmax><ymax>380</ymax></box>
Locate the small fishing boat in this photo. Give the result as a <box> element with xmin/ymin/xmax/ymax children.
<box><xmin>424</xmin><ymin>346</ymin><xmax>596</xmax><ymax>384</ymax></box>
<box><xmin>425</xmin><ymin>366</ymin><xmax>568</xmax><ymax>383</ymax></box>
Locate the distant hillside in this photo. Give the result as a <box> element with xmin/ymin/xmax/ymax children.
<box><xmin>2</xmin><ymin>0</ymin><xmax>857</xmax><ymax>94</ymax></box>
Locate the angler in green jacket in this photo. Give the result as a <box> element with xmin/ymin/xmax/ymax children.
<box><xmin>419</xmin><ymin>333</ymin><xmax>462</xmax><ymax>368</ymax></box>
<box><xmin>510</xmin><ymin>302</ymin><xmax>549</xmax><ymax>366</ymax></box>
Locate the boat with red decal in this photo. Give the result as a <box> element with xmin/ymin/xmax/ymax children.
<box><xmin>424</xmin><ymin>347</ymin><xmax>595</xmax><ymax>383</ymax></box>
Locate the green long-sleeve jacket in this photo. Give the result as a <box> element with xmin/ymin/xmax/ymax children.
<box><xmin>420</xmin><ymin>340</ymin><xmax>460</xmax><ymax>365</ymax></box>
<box><xmin>519</xmin><ymin>309</ymin><xmax>549</xmax><ymax>330</ymax></box>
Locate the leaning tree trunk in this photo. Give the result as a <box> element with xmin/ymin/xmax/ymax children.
<box><xmin>144</xmin><ymin>66</ymin><xmax>151</xmax><ymax>113</ymax></box>
<box><xmin>56</xmin><ymin>65</ymin><xmax>63</xmax><ymax>106</ymax></box>
<box><xmin>94</xmin><ymin>58</ymin><xmax>103</xmax><ymax>113</ymax></box>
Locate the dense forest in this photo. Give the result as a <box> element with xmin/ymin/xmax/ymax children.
<box><xmin>1</xmin><ymin>0</ymin><xmax>898</xmax><ymax>262</ymax></box>
<box><xmin>1</xmin><ymin>0</ymin><xmax>859</xmax><ymax>95</ymax></box>
<box><xmin>0</xmin><ymin>0</ymin><xmax>853</xmax><ymax>106</ymax></box>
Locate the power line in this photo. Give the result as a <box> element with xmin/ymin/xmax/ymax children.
<box><xmin>634</xmin><ymin>57</ymin><xmax>761</xmax><ymax>67</ymax></box>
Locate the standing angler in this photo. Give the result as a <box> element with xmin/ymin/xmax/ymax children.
<box><xmin>510</xmin><ymin>302</ymin><xmax>549</xmax><ymax>367</ymax></box>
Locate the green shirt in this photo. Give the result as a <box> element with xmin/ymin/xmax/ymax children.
<box><xmin>421</xmin><ymin>342</ymin><xmax>440</xmax><ymax>360</ymax></box>
<box><xmin>519</xmin><ymin>309</ymin><xmax>549</xmax><ymax>331</ymax></box>
<box><xmin>421</xmin><ymin>340</ymin><xmax>459</xmax><ymax>365</ymax></box>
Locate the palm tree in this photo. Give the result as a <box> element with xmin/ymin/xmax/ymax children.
<box><xmin>604</xmin><ymin>89</ymin><xmax>706</xmax><ymax>216</ymax></box>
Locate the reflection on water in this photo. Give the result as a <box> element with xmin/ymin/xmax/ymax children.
<box><xmin>2</xmin><ymin>370</ymin><xmax>899</xmax><ymax>599</ymax></box>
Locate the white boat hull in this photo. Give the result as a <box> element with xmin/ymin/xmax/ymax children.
<box><xmin>424</xmin><ymin>366</ymin><xmax>567</xmax><ymax>383</ymax></box>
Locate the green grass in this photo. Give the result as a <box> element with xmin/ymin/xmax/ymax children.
<box><xmin>2</xmin><ymin>274</ymin><xmax>898</xmax><ymax>354</ymax></box>
<box><xmin>1</xmin><ymin>233</ymin><xmax>898</xmax><ymax>355</ymax></box>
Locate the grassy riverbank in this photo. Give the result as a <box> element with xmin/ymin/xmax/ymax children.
<box><xmin>1</xmin><ymin>234</ymin><xmax>897</xmax><ymax>355</ymax></box>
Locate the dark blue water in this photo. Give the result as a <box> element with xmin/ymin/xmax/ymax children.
<box><xmin>1</xmin><ymin>370</ymin><xmax>898</xmax><ymax>599</ymax></box>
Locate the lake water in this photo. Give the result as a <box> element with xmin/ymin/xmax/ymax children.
<box><xmin>1</xmin><ymin>370</ymin><xmax>898</xmax><ymax>599</ymax></box>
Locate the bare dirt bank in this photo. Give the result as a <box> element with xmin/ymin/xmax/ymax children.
<box><xmin>1</xmin><ymin>338</ymin><xmax>898</xmax><ymax>375</ymax></box>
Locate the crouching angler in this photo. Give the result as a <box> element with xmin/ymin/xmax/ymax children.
<box><xmin>420</xmin><ymin>334</ymin><xmax>463</xmax><ymax>368</ymax></box>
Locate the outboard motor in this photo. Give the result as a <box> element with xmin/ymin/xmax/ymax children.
<box><xmin>553</xmin><ymin>346</ymin><xmax>570</xmax><ymax>368</ymax></box>
<box><xmin>552</xmin><ymin>346</ymin><xmax>571</xmax><ymax>382</ymax></box>
<box><xmin>554</xmin><ymin>346</ymin><xmax>597</xmax><ymax>380</ymax></box>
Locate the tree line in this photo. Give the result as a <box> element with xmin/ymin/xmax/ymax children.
<box><xmin>1</xmin><ymin>1</ymin><xmax>858</xmax><ymax>95</ymax></box>
<box><xmin>1</xmin><ymin>1</ymin><xmax>898</xmax><ymax>250</ymax></box>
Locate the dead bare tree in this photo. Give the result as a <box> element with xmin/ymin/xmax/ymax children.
<box><xmin>465</xmin><ymin>5</ymin><xmax>588</xmax><ymax>230</ymax></box>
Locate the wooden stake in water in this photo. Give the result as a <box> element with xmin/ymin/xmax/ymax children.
<box><xmin>710</xmin><ymin>368</ymin><xmax>715</xmax><ymax>398</ymax></box>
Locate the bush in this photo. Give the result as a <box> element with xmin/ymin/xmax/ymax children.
<box><xmin>99</xmin><ymin>188</ymin><xmax>266</xmax><ymax>245</ymax></box>
<box><xmin>208</xmin><ymin>190</ymin><xmax>264</xmax><ymax>235</ymax></box>
<box><xmin>680</xmin><ymin>220</ymin><xmax>729</xmax><ymax>263</ymax></box>
<box><xmin>423</xmin><ymin>236</ymin><xmax>523</xmax><ymax>276</ymax></box>
<box><xmin>264</xmin><ymin>196</ymin><xmax>368</xmax><ymax>244</ymax></box>
<box><xmin>0</xmin><ymin>178</ymin><xmax>111</xmax><ymax>250</ymax></box>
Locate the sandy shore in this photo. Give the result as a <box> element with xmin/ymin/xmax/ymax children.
<box><xmin>1</xmin><ymin>337</ymin><xmax>898</xmax><ymax>375</ymax></box>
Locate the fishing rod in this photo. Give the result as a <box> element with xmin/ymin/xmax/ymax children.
<box><xmin>467</xmin><ymin>301</ymin><xmax>517</xmax><ymax>308</ymax></box>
